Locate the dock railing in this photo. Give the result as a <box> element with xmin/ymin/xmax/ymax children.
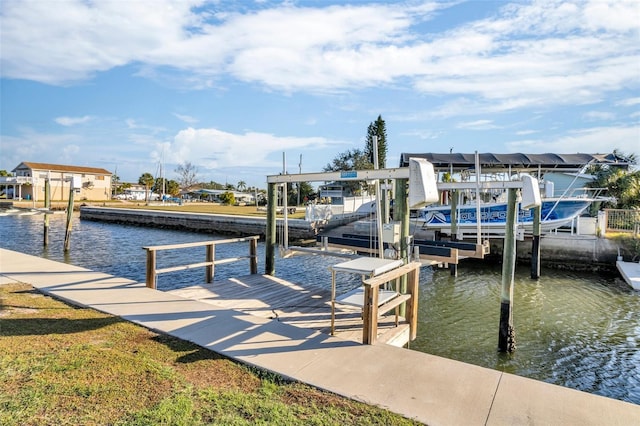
<box><xmin>143</xmin><ymin>236</ymin><xmax>259</xmax><ymax>289</ymax></box>
<box><xmin>605</xmin><ymin>209</ymin><xmax>640</xmax><ymax>236</ymax></box>
<box><xmin>361</xmin><ymin>262</ymin><xmax>421</xmax><ymax>345</ymax></box>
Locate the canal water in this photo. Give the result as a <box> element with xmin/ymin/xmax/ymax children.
<box><xmin>1</xmin><ymin>213</ymin><xmax>638</xmax><ymax>405</ymax></box>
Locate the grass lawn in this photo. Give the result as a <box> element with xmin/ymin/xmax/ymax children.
<box><xmin>0</xmin><ymin>283</ymin><xmax>418</xmax><ymax>425</ymax></box>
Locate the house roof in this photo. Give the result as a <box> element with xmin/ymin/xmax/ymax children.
<box><xmin>398</xmin><ymin>153</ymin><xmax>629</xmax><ymax>172</ymax></box>
<box><xmin>13</xmin><ymin>162</ymin><xmax>112</xmax><ymax>175</ymax></box>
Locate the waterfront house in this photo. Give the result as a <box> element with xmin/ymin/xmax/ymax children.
<box><xmin>114</xmin><ymin>183</ymin><xmax>158</xmax><ymax>201</ymax></box>
<box><xmin>0</xmin><ymin>162</ymin><xmax>112</xmax><ymax>202</ymax></box>
<box><xmin>185</xmin><ymin>188</ymin><xmax>255</xmax><ymax>204</ymax></box>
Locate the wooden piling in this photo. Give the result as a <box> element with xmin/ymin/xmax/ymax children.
<box><xmin>449</xmin><ymin>190</ymin><xmax>458</xmax><ymax>277</ymax></box>
<box><xmin>265</xmin><ymin>182</ymin><xmax>277</xmax><ymax>276</ymax></box>
<box><xmin>531</xmin><ymin>205</ymin><xmax>541</xmax><ymax>279</ymax></box>
<box><xmin>205</xmin><ymin>243</ymin><xmax>214</xmax><ymax>283</ymax></box>
<box><xmin>43</xmin><ymin>178</ymin><xmax>50</xmax><ymax>246</ymax></box>
<box><xmin>250</xmin><ymin>237</ymin><xmax>258</xmax><ymax>274</ymax></box>
<box><xmin>63</xmin><ymin>186</ymin><xmax>74</xmax><ymax>252</ymax></box>
<box><xmin>145</xmin><ymin>249</ymin><xmax>156</xmax><ymax>288</ymax></box>
<box><xmin>395</xmin><ymin>177</ymin><xmax>409</xmax><ymax>317</ymax></box>
<box><xmin>498</xmin><ymin>188</ymin><xmax>517</xmax><ymax>352</ymax></box>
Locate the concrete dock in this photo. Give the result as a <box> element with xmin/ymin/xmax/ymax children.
<box><xmin>1</xmin><ymin>248</ymin><xmax>638</xmax><ymax>425</ymax></box>
<box><xmin>617</xmin><ymin>260</ymin><xmax>640</xmax><ymax>290</ymax></box>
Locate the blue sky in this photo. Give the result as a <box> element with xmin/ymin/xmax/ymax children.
<box><xmin>1</xmin><ymin>0</ymin><xmax>638</xmax><ymax>188</ymax></box>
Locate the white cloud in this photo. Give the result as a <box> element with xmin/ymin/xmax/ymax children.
<box><xmin>505</xmin><ymin>125</ymin><xmax>640</xmax><ymax>157</ymax></box>
<box><xmin>457</xmin><ymin>119</ymin><xmax>499</xmax><ymax>130</ymax></box>
<box><xmin>170</xmin><ymin>127</ymin><xmax>340</xmax><ymax>169</ymax></box>
<box><xmin>1</xmin><ymin>0</ymin><xmax>638</xmax><ymax>145</ymax></box>
<box><xmin>0</xmin><ymin>130</ymin><xmax>84</xmax><ymax>171</ymax></box>
<box><xmin>400</xmin><ymin>129</ymin><xmax>443</xmax><ymax>140</ymax></box>
<box><xmin>582</xmin><ymin>111</ymin><xmax>615</xmax><ymax>121</ymax></box>
<box><xmin>516</xmin><ymin>130</ymin><xmax>538</xmax><ymax>136</ymax></box>
<box><xmin>55</xmin><ymin>115</ymin><xmax>92</xmax><ymax>126</ymax></box>
<box><xmin>173</xmin><ymin>113</ymin><xmax>199</xmax><ymax>124</ymax></box>
<box><xmin>617</xmin><ymin>97</ymin><xmax>640</xmax><ymax>107</ymax></box>
<box><xmin>125</xmin><ymin>119</ymin><xmax>166</xmax><ymax>133</ymax></box>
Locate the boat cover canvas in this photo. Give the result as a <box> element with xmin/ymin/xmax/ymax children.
<box><xmin>398</xmin><ymin>153</ymin><xmax>628</xmax><ymax>171</ymax></box>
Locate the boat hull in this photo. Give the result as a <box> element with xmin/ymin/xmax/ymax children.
<box><xmin>418</xmin><ymin>200</ymin><xmax>591</xmax><ymax>234</ymax></box>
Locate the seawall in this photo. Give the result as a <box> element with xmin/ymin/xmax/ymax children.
<box><xmin>79</xmin><ymin>206</ymin><xmax>317</xmax><ymax>241</ymax></box>
<box><xmin>486</xmin><ymin>234</ymin><xmax>621</xmax><ymax>272</ymax></box>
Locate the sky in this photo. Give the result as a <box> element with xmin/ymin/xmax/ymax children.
<box><xmin>1</xmin><ymin>0</ymin><xmax>639</xmax><ymax>189</ymax></box>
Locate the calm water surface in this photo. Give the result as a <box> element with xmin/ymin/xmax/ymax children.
<box><xmin>1</xmin><ymin>213</ymin><xmax>638</xmax><ymax>405</ymax></box>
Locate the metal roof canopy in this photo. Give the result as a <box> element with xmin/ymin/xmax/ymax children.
<box><xmin>398</xmin><ymin>153</ymin><xmax>628</xmax><ymax>172</ymax></box>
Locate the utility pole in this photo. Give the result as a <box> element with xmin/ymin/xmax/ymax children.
<box><xmin>297</xmin><ymin>154</ymin><xmax>302</xmax><ymax>207</ymax></box>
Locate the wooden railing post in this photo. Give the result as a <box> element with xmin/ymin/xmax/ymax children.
<box><xmin>406</xmin><ymin>266</ymin><xmax>419</xmax><ymax>341</ymax></box>
<box><xmin>145</xmin><ymin>249</ymin><xmax>156</xmax><ymax>289</ymax></box>
<box><xmin>205</xmin><ymin>243</ymin><xmax>214</xmax><ymax>283</ymax></box>
<box><xmin>362</xmin><ymin>284</ymin><xmax>379</xmax><ymax>345</ymax></box>
<box><xmin>250</xmin><ymin>238</ymin><xmax>258</xmax><ymax>274</ymax></box>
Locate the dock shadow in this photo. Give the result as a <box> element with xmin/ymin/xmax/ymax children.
<box><xmin>0</xmin><ymin>316</ymin><xmax>123</xmax><ymax>336</ymax></box>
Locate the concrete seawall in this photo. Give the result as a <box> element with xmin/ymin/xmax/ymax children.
<box><xmin>485</xmin><ymin>234</ymin><xmax>621</xmax><ymax>272</ymax></box>
<box><xmin>79</xmin><ymin>206</ymin><xmax>317</xmax><ymax>241</ymax></box>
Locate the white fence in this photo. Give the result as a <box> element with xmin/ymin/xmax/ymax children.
<box><xmin>604</xmin><ymin>209</ymin><xmax>640</xmax><ymax>235</ymax></box>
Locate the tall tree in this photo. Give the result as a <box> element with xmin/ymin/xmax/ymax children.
<box><xmin>587</xmin><ymin>149</ymin><xmax>639</xmax><ymax>209</ymax></box>
<box><xmin>175</xmin><ymin>162</ymin><xmax>199</xmax><ymax>189</ymax></box>
<box><xmin>152</xmin><ymin>177</ymin><xmax>167</xmax><ymax>197</ymax></box>
<box><xmin>138</xmin><ymin>172</ymin><xmax>154</xmax><ymax>202</ymax></box>
<box><xmin>166</xmin><ymin>180</ymin><xmax>181</xmax><ymax>197</ymax></box>
<box><xmin>323</xmin><ymin>148</ymin><xmax>372</xmax><ymax>194</ymax></box>
<box><xmin>237</xmin><ymin>180</ymin><xmax>247</xmax><ymax>192</ymax></box>
<box><xmin>365</xmin><ymin>115</ymin><xmax>388</xmax><ymax>169</ymax></box>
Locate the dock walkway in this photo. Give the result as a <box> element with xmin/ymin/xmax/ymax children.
<box><xmin>167</xmin><ymin>274</ymin><xmax>409</xmax><ymax>345</ymax></box>
<box><xmin>1</xmin><ymin>248</ymin><xmax>638</xmax><ymax>425</ymax></box>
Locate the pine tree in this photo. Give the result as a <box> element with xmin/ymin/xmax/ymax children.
<box><xmin>365</xmin><ymin>115</ymin><xmax>388</xmax><ymax>169</ymax></box>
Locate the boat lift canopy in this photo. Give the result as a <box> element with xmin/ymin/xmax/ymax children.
<box><xmin>398</xmin><ymin>153</ymin><xmax>629</xmax><ymax>173</ymax></box>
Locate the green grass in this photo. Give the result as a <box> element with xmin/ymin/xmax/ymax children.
<box><xmin>0</xmin><ymin>283</ymin><xmax>419</xmax><ymax>425</ymax></box>
<box><xmin>606</xmin><ymin>232</ymin><xmax>640</xmax><ymax>261</ymax></box>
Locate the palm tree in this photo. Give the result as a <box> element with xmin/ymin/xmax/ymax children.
<box><xmin>237</xmin><ymin>180</ymin><xmax>247</xmax><ymax>192</ymax></box>
<box><xmin>138</xmin><ymin>172</ymin><xmax>154</xmax><ymax>202</ymax></box>
<box><xmin>588</xmin><ymin>149</ymin><xmax>639</xmax><ymax>209</ymax></box>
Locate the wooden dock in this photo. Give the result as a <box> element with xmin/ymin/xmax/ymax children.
<box><xmin>168</xmin><ymin>274</ymin><xmax>411</xmax><ymax>346</ymax></box>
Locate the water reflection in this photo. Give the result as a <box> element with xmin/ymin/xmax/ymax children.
<box><xmin>0</xmin><ymin>213</ymin><xmax>638</xmax><ymax>404</ymax></box>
